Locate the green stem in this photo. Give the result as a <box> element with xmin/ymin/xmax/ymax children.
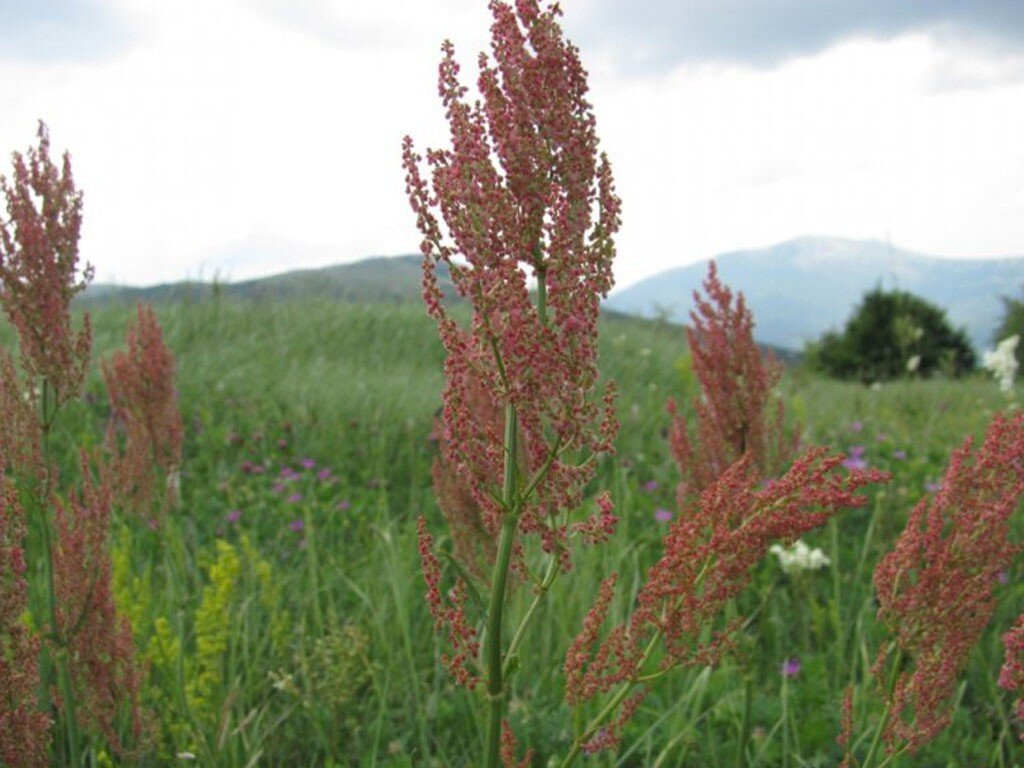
<box><xmin>861</xmin><ymin>647</ymin><xmax>904</xmax><ymax>768</ymax></box>
<box><xmin>734</xmin><ymin>674</ymin><xmax>752</xmax><ymax>768</ymax></box>
<box><xmin>502</xmin><ymin>552</ymin><xmax>560</xmax><ymax>678</ymax></box>
<box><xmin>483</xmin><ymin>402</ymin><xmax>519</xmax><ymax>768</ymax></box>
<box><xmin>38</xmin><ymin>380</ymin><xmax>81</xmax><ymax>766</ymax></box>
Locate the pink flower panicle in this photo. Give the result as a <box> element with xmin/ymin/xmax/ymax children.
<box><xmin>403</xmin><ymin>0</ymin><xmax>621</xmax><ymax>588</ymax></box>
<box><xmin>101</xmin><ymin>303</ymin><xmax>183</xmax><ymax>519</ymax></box>
<box><xmin>0</xmin><ymin>467</ymin><xmax>49</xmax><ymax>768</ymax></box>
<box><xmin>872</xmin><ymin>410</ymin><xmax>1024</xmax><ymax>754</ymax></box>
<box><xmin>669</xmin><ymin>261</ymin><xmax>798</xmax><ymax>502</ymax></box>
<box><xmin>500</xmin><ymin>720</ymin><xmax>534</xmax><ymax>768</ymax></box>
<box><xmin>566</xmin><ymin>449</ymin><xmax>885</xmax><ymax>714</ymax></box>
<box><xmin>0</xmin><ymin>122</ymin><xmax>92</xmax><ymax>407</ymax></box>
<box><xmin>52</xmin><ymin>454</ymin><xmax>152</xmax><ymax>756</ymax></box>
<box><xmin>417</xmin><ymin>515</ymin><xmax>481</xmax><ymax>689</ymax></box>
<box><xmin>999</xmin><ymin>614</ymin><xmax>1024</xmax><ymax>733</ymax></box>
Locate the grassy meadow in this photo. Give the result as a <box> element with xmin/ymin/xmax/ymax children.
<box><xmin>28</xmin><ymin>295</ymin><xmax>1023</xmax><ymax>767</ymax></box>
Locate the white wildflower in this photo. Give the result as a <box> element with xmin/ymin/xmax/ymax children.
<box><xmin>906</xmin><ymin>354</ymin><xmax>920</xmax><ymax>373</ymax></box>
<box><xmin>983</xmin><ymin>335</ymin><xmax>1019</xmax><ymax>393</ymax></box>
<box><xmin>769</xmin><ymin>539</ymin><xmax>831</xmax><ymax>574</ymax></box>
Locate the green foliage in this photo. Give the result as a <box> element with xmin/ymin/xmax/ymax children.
<box><xmin>995</xmin><ymin>286</ymin><xmax>1024</xmax><ymax>366</ymax></box>
<box><xmin>807</xmin><ymin>287</ymin><xmax>976</xmax><ymax>382</ymax></box>
<box><xmin>21</xmin><ymin>297</ymin><xmax>1019</xmax><ymax>766</ymax></box>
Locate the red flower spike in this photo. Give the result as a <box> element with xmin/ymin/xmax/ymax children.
<box><xmin>101</xmin><ymin>303</ymin><xmax>183</xmax><ymax>521</ymax></box>
<box><xmin>566</xmin><ymin>450</ymin><xmax>886</xmax><ymax>713</ymax></box>
<box><xmin>670</xmin><ymin>261</ymin><xmax>799</xmax><ymax>502</ymax></box>
<box><xmin>0</xmin><ymin>468</ymin><xmax>49</xmax><ymax>768</ymax></box>
<box><xmin>51</xmin><ymin>454</ymin><xmax>152</xmax><ymax>756</ymax></box>
<box><xmin>405</xmin><ymin>0</ymin><xmax>620</xmax><ymax>686</ymax></box>
<box><xmin>873</xmin><ymin>411</ymin><xmax>1024</xmax><ymax>754</ymax></box>
<box><xmin>0</xmin><ymin>122</ymin><xmax>92</xmax><ymax>409</ymax></box>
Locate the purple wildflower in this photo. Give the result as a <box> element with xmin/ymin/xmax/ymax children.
<box><xmin>336</xmin><ymin>499</ymin><xmax>351</xmax><ymax>511</ymax></box>
<box><xmin>289</xmin><ymin>518</ymin><xmax>304</xmax><ymax>533</ymax></box>
<box><xmin>892</xmin><ymin>450</ymin><xmax>907</xmax><ymax>460</ymax></box>
<box><xmin>850</xmin><ymin>420</ymin><xmax>863</xmax><ymax>433</ymax></box>
<box><xmin>287</xmin><ymin>493</ymin><xmax>302</xmax><ymax>504</ymax></box>
<box><xmin>240</xmin><ymin>460</ymin><xmax>254</xmax><ymax>474</ymax></box>
<box><xmin>781</xmin><ymin>657</ymin><xmax>801</xmax><ymax>678</ymax></box>
<box><xmin>301</xmin><ymin>458</ymin><xmax>316</xmax><ymax>470</ymax></box>
<box><xmin>272</xmin><ymin>482</ymin><xmax>286</xmax><ymax>494</ymax></box>
<box><xmin>225</xmin><ymin>509</ymin><xmax>242</xmax><ymax>523</ymax></box>
<box><xmin>654</xmin><ymin>507</ymin><xmax>673</xmax><ymax>523</ymax></box>
<box><xmin>925</xmin><ymin>481</ymin><xmax>942</xmax><ymax>493</ymax></box>
<box><xmin>317</xmin><ymin>468</ymin><xmax>332</xmax><ymax>481</ymax></box>
<box><xmin>279</xmin><ymin>467</ymin><xmax>296</xmax><ymax>478</ymax></box>
<box><xmin>642</xmin><ymin>480</ymin><xmax>659</xmax><ymax>492</ymax></box>
<box><xmin>251</xmin><ymin>464</ymin><xmax>265</xmax><ymax>475</ymax></box>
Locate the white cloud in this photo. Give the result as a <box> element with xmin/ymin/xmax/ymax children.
<box><xmin>1</xmin><ymin>1</ymin><xmax>1023</xmax><ymax>290</ymax></box>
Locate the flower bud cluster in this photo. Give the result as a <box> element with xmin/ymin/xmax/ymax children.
<box><xmin>769</xmin><ymin>539</ymin><xmax>831</xmax><ymax>574</ymax></box>
<box><xmin>983</xmin><ymin>334</ymin><xmax>1019</xmax><ymax>393</ymax></box>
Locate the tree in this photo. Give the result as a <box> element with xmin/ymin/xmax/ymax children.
<box><xmin>807</xmin><ymin>287</ymin><xmax>975</xmax><ymax>382</ymax></box>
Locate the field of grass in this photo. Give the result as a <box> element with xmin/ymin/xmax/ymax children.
<box><xmin>21</xmin><ymin>296</ymin><xmax>1024</xmax><ymax>766</ymax></box>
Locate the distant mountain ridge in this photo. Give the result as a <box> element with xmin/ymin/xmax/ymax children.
<box><xmin>83</xmin><ymin>238</ymin><xmax>1024</xmax><ymax>354</ymax></box>
<box><xmin>604</xmin><ymin>237</ymin><xmax>1024</xmax><ymax>352</ymax></box>
<box><xmin>82</xmin><ymin>255</ymin><xmax>454</xmax><ymax>306</ymax></box>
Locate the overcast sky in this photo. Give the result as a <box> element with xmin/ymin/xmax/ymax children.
<box><xmin>2</xmin><ymin>0</ymin><xmax>1024</xmax><ymax>290</ymax></box>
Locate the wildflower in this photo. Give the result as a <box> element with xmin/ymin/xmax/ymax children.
<box><xmin>0</xmin><ymin>122</ymin><xmax>92</xmax><ymax>409</ymax></box>
<box><xmin>667</xmin><ymin>262</ymin><xmax>798</xmax><ymax>503</ymax></box>
<box><xmin>289</xmin><ymin>519</ymin><xmax>304</xmax><ymax>533</ymax></box>
<box><xmin>769</xmin><ymin>539</ymin><xmax>831</xmax><ymax>573</ymax></box>
<box><xmin>781</xmin><ymin>657</ymin><xmax>802</xmax><ymax>678</ymax></box>
<box><xmin>653</xmin><ymin>507</ymin><xmax>673</xmax><ymax>523</ymax></box>
<box><xmin>872</xmin><ymin>411</ymin><xmax>1024</xmax><ymax>754</ymax></box>
<box><xmin>999</xmin><ymin>614</ymin><xmax>1024</xmax><ymax>729</ymax></box>
<box><xmin>240</xmin><ymin>460</ymin><xmax>254</xmax><ymax>474</ymax></box>
<box><xmin>52</xmin><ymin>455</ymin><xmax>151</xmax><ymax>755</ymax></box>
<box><xmin>851</xmin><ymin>421</ymin><xmax>863</xmax><ymax>433</ymax></box>
<box><xmin>0</xmin><ymin>470</ymin><xmax>48</xmax><ymax>767</ymax></box>
<box><xmin>225</xmin><ymin>509</ymin><xmax>242</xmax><ymax>523</ymax></box>
<box><xmin>336</xmin><ymin>499</ymin><xmax>351</xmax><ymax>511</ymax></box>
<box><xmin>906</xmin><ymin>355</ymin><xmax>921</xmax><ymax>373</ymax></box>
<box><xmin>924</xmin><ymin>481</ymin><xmax>941</xmax><ymax>493</ymax></box>
<box><xmin>300</xmin><ymin>458</ymin><xmax>316</xmax><ymax>470</ymax></box>
<box><xmin>317</xmin><ymin>468</ymin><xmax>332</xmax><ymax>481</ymax></box>
<box><xmin>842</xmin><ymin>446</ymin><xmax>868</xmax><ymax>471</ymax></box>
<box><xmin>279</xmin><ymin>467</ymin><xmax>296</xmax><ymax>478</ymax></box>
<box><xmin>101</xmin><ymin>303</ymin><xmax>184</xmax><ymax>521</ymax></box>
<box><xmin>566</xmin><ymin>450</ymin><xmax>884</xmax><ymax>716</ymax></box>
<box><xmin>892</xmin><ymin>450</ymin><xmax>906</xmax><ymax>460</ymax></box>
<box><xmin>272</xmin><ymin>483</ymin><xmax>286</xmax><ymax>494</ymax></box>
<box><xmin>286</xmin><ymin>493</ymin><xmax>302</xmax><ymax>504</ymax></box>
<box><xmin>983</xmin><ymin>335</ymin><xmax>1019</xmax><ymax>392</ymax></box>
<box><xmin>642</xmin><ymin>480</ymin><xmax>659</xmax><ymax>492</ymax></box>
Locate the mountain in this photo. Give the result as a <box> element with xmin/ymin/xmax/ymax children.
<box><xmin>604</xmin><ymin>237</ymin><xmax>1024</xmax><ymax>353</ymax></box>
<box><xmin>82</xmin><ymin>254</ymin><xmax>455</xmax><ymax>306</ymax></box>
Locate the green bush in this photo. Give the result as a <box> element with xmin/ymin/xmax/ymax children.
<box><xmin>994</xmin><ymin>286</ymin><xmax>1024</xmax><ymax>366</ymax></box>
<box><xmin>806</xmin><ymin>287</ymin><xmax>975</xmax><ymax>382</ymax></box>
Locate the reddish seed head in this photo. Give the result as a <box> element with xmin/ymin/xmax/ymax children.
<box><xmin>669</xmin><ymin>262</ymin><xmax>798</xmax><ymax>502</ymax></box>
<box><xmin>873</xmin><ymin>411</ymin><xmax>1024</xmax><ymax>754</ymax></box>
<box><xmin>0</xmin><ymin>122</ymin><xmax>92</xmax><ymax>407</ymax></box>
<box><xmin>101</xmin><ymin>303</ymin><xmax>183</xmax><ymax>521</ymax></box>
<box><xmin>0</xmin><ymin>468</ymin><xmax>49</xmax><ymax>767</ymax></box>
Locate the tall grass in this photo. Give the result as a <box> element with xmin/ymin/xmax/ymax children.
<box><xmin>24</xmin><ymin>295</ymin><xmax>1021</xmax><ymax>766</ymax></box>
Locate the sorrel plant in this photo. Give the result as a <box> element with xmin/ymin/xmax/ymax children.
<box><xmin>0</xmin><ymin>122</ymin><xmax>182</xmax><ymax>765</ymax></box>
<box><xmin>405</xmin><ymin>5</ymin><xmax>885</xmax><ymax>764</ymax></box>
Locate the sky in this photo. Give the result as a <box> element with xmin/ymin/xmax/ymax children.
<box><xmin>2</xmin><ymin>0</ymin><xmax>1024</xmax><ymax>290</ymax></box>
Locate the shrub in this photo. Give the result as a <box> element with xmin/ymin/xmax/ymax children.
<box><xmin>807</xmin><ymin>287</ymin><xmax>975</xmax><ymax>382</ymax></box>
